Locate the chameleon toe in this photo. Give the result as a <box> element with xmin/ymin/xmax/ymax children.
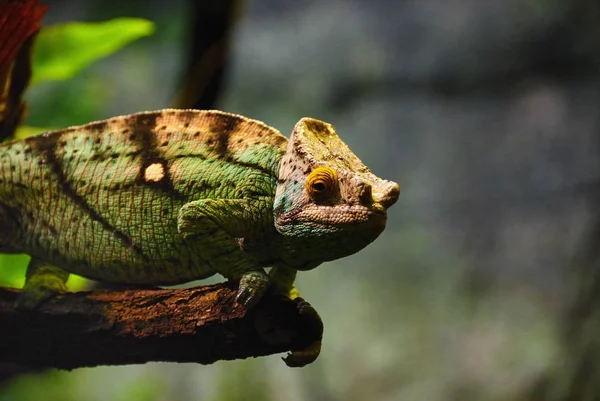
<box><xmin>236</xmin><ymin>271</ymin><xmax>269</xmax><ymax>308</ymax></box>
<box><xmin>16</xmin><ymin>283</ymin><xmax>66</xmax><ymax>310</ymax></box>
<box><xmin>16</xmin><ymin>259</ymin><xmax>69</xmax><ymax>310</ymax></box>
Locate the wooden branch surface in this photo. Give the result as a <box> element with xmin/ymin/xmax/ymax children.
<box><xmin>0</xmin><ymin>283</ymin><xmax>323</xmax><ymax>369</ymax></box>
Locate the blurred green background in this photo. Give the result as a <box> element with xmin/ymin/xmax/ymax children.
<box><xmin>3</xmin><ymin>0</ymin><xmax>600</xmax><ymax>400</ymax></box>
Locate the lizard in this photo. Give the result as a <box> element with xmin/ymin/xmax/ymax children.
<box><xmin>0</xmin><ymin>109</ymin><xmax>399</xmax><ymax>312</ymax></box>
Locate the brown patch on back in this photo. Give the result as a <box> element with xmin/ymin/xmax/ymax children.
<box><xmin>75</xmin><ymin>119</ymin><xmax>109</xmax><ymax>137</ymax></box>
<box><xmin>114</xmin><ymin>112</ymin><xmax>186</xmax><ymax>200</ymax></box>
<box><xmin>212</xmin><ymin>127</ymin><xmax>233</xmax><ymax>155</ymax></box>
<box><xmin>129</xmin><ymin>112</ymin><xmax>160</xmax><ymax>129</ymax></box>
<box><xmin>209</xmin><ymin>113</ymin><xmax>242</xmax><ymax>154</ymax></box>
<box><xmin>156</xmin><ymin>109</ymin><xmax>287</xmax><ymax>156</ymax></box>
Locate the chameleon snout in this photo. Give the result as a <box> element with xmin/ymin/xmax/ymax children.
<box><xmin>355</xmin><ymin>178</ymin><xmax>399</xmax><ymax>211</ymax></box>
<box><xmin>373</xmin><ymin>180</ymin><xmax>399</xmax><ymax>210</ymax></box>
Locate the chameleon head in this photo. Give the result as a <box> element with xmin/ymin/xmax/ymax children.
<box><xmin>273</xmin><ymin>118</ymin><xmax>399</xmax><ymax>270</ymax></box>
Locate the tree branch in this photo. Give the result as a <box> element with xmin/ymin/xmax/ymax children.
<box><xmin>0</xmin><ymin>283</ymin><xmax>323</xmax><ymax>369</ymax></box>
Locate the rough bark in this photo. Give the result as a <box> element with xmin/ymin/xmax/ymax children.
<box><xmin>0</xmin><ymin>283</ymin><xmax>323</xmax><ymax>369</ymax></box>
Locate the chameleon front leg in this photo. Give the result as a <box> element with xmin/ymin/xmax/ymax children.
<box><xmin>178</xmin><ymin>198</ymin><xmax>270</xmax><ymax>308</ymax></box>
<box><xmin>269</xmin><ymin>265</ymin><xmax>300</xmax><ymax>300</ymax></box>
<box><xmin>16</xmin><ymin>257</ymin><xmax>69</xmax><ymax>309</ymax></box>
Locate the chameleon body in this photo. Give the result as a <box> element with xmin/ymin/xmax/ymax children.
<box><xmin>0</xmin><ymin>109</ymin><xmax>399</xmax><ymax>309</ymax></box>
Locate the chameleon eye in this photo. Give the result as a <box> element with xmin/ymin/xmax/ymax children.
<box><xmin>306</xmin><ymin>166</ymin><xmax>338</xmax><ymax>201</ymax></box>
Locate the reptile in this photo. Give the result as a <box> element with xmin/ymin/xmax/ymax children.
<box><xmin>0</xmin><ymin>109</ymin><xmax>399</xmax><ymax>312</ymax></box>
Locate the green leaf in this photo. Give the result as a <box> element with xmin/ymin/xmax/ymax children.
<box><xmin>32</xmin><ymin>18</ymin><xmax>155</xmax><ymax>85</ymax></box>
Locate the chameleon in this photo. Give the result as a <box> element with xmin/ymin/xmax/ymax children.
<box><xmin>0</xmin><ymin>109</ymin><xmax>399</xmax><ymax>311</ymax></box>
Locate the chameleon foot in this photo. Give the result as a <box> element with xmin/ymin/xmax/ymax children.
<box><xmin>16</xmin><ymin>282</ymin><xmax>67</xmax><ymax>310</ymax></box>
<box><xmin>16</xmin><ymin>259</ymin><xmax>69</xmax><ymax>310</ymax></box>
<box><xmin>236</xmin><ymin>271</ymin><xmax>269</xmax><ymax>309</ymax></box>
<box><xmin>283</xmin><ymin>297</ymin><xmax>324</xmax><ymax>367</ymax></box>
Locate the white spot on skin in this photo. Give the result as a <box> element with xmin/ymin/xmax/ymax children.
<box><xmin>144</xmin><ymin>162</ymin><xmax>165</xmax><ymax>182</ymax></box>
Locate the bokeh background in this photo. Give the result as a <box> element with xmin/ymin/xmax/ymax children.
<box><xmin>2</xmin><ymin>0</ymin><xmax>600</xmax><ymax>400</ymax></box>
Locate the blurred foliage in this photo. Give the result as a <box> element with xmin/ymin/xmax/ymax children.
<box><xmin>214</xmin><ymin>361</ymin><xmax>270</xmax><ymax>401</ymax></box>
<box><xmin>13</xmin><ymin>125</ymin><xmax>55</xmax><ymax>140</ymax></box>
<box><xmin>31</xmin><ymin>18</ymin><xmax>155</xmax><ymax>85</ymax></box>
<box><xmin>0</xmin><ymin>254</ymin><xmax>29</xmax><ymax>288</ymax></box>
<box><xmin>0</xmin><ymin>17</ymin><xmax>155</xmax><ymax>290</ymax></box>
<box><xmin>0</xmin><ymin>368</ymin><xmax>166</xmax><ymax>401</ymax></box>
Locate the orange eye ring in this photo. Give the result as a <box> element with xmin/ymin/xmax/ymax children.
<box><xmin>306</xmin><ymin>166</ymin><xmax>338</xmax><ymax>201</ymax></box>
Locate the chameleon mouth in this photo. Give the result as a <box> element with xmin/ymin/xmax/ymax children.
<box><xmin>359</xmin><ymin>209</ymin><xmax>388</xmax><ymax>234</ymax></box>
<box><xmin>274</xmin><ymin>204</ymin><xmax>388</xmax><ymax>238</ymax></box>
<box><xmin>374</xmin><ymin>181</ymin><xmax>400</xmax><ymax>209</ymax></box>
<box><xmin>302</xmin><ymin>205</ymin><xmax>387</xmax><ymax>229</ymax></box>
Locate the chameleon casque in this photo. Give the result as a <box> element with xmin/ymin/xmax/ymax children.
<box><xmin>0</xmin><ymin>109</ymin><xmax>399</xmax><ymax>311</ymax></box>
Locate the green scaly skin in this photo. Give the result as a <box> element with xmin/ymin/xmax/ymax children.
<box><xmin>0</xmin><ymin>109</ymin><xmax>399</xmax><ymax>365</ymax></box>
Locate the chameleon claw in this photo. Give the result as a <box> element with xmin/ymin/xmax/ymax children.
<box><xmin>236</xmin><ymin>271</ymin><xmax>269</xmax><ymax>309</ymax></box>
